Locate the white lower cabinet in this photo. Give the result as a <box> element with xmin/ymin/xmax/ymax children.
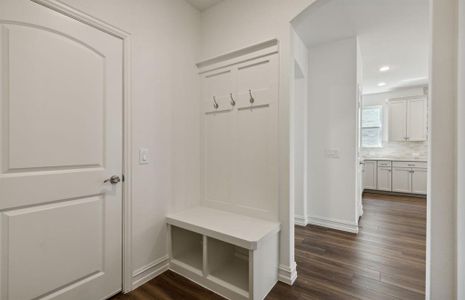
<box><xmin>411</xmin><ymin>168</ymin><xmax>427</xmax><ymax>194</ymax></box>
<box><xmin>363</xmin><ymin>161</ymin><xmax>377</xmax><ymax>190</ymax></box>
<box><xmin>377</xmin><ymin>167</ymin><xmax>392</xmax><ymax>191</ymax></box>
<box><xmin>392</xmin><ymin>168</ymin><xmax>412</xmax><ymax>193</ymax></box>
<box><xmin>363</xmin><ymin>159</ymin><xmax>427</xmax><ymax>195</ymax></box>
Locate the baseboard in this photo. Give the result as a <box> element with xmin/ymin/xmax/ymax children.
<box><xmin>307</xmin><ymin>216</ymin><xmax>359</xmax><ymax>234</ymax></box>
<box><xmin>278</xmin><ymin>262</ymin><xmax>297</xmax><ymax>285</ymax></box>
<box><xmin>132</xmin><ymin>255</ymin><xmax>169</xmax><ymax>290</ymax></box>
<box><xmin>294</xmin><ymin>214</ymin><xmax>308</xmax><ymax>227</ymax></box>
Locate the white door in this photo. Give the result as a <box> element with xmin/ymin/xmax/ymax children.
<box><xmin>0</xmin><ymin>1</ymin><xmax>123</xmax><ymax>300</ymax></box>
<box><xmin>377</xmin><ymin>167</ymin><xmax>392</xmax><ymax>191</ymax></box>
<box><xmin>362</xmin><ymin>161</ymin><xmax>377</xmax><ymax>190</ymax></box>
<box><xmin>392</xmin><ymin>168</ymin><xmax>412</xmax><ymax>193</ymax></box>
<box><xmin>411</xmin><ymin>168</ymin><xmax>427</xmax><ymax>194</ymax></box>
<box><xmin>407</xmin><ymin>98</ymin><xmax>427</xmax><ymax>141</ymax></box>
<box><xmin>388</xmin><ymin>101</ymin><xmax>407</xmax><ymax>142</ymax></box>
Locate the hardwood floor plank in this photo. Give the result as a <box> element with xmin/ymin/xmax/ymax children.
<box><xmin>111</xmin><ymin>193</ymin><xmax>425</xmax><ymax>300</ymax></box>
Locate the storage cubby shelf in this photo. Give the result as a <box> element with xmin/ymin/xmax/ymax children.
<box><xmin>167</xmin><ymin>206</ymin><xmax>280</xmax><ymax>300</ymax></box>
<box><xmin>167</xmin><ymin>207</ymin><xmax>280</xmax><ymax>250</ymax></box>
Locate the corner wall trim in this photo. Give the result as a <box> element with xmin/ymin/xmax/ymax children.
<box><xmin>132</xmin><ymin>256</ymin><xmax>170</xmax><ymax>290</ymax></box>
<box><xmin>294</xmin><ymin>215</ymin><xmax>308</xmax><ymax>227</ymax></box>
<box><xmin>307</xmin><ymin>216</ymin><xmax>359</xmax><ymax>234</ymax></box>
<box><xmin>278</xmin><ymin>262</ymin><xmax>297</xmax><ymax>285</ymax></box>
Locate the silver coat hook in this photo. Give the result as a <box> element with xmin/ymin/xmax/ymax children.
<box><xmin>213</xmin><ymin>96</ymin><xmax>219</xmax><ymax>109</ymax></box>
<box><xmin>249</xmin><ymin>89</ymin><xmax>255</xmax><ymax>104</ymax></box>
<box><xmin>230</xmin><ymin>93</ymin><xmax>236</xmax><ymax>106</ymax></box>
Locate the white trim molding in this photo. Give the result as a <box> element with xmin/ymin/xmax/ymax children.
<box><xmin>30</xmin><ymin>0</ymin><xmax>134</xmax><ymax>293</ymax></box>
<box><xmin>294</xmin><ymin>214</ymin><xmax>308</xmax><ymax>227</ymax></box>
<box><xmin>278</xmin><ymin>262</ymin><xmax>297</xmax><ymax>285</ymax></box>
<box><xmin>132</xmin><ymin>256</ymin><xmax>170</xmax><ymax>290</ymax></box>
<box><xmin>307</xmin><ymin>216</ymin><xmax>359</xmax><ymax>234</ymax></box>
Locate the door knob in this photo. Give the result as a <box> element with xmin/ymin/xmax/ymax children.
<box><xmin>104</xmin><ymin>175</ymin><xmax>121</xmax><ymax>184</ymax></box>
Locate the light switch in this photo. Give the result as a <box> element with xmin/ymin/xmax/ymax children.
<box><xmin>325</xmin><ymin>149</ymin><xmax>340</xmax><ymax>159</ymax></box>
<box><xmin>139</xmin><ymin>148</ymin><xmax>149</xmax><ymax>164</ymax></box>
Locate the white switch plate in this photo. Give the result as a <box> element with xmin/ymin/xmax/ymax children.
<box><xmin>325</xmin><ymin>149</ymin><xmax>340</xmax><ymax>159</ymax></box>
<box><xmin>139</xmin><ymin>148</ymin><xmax>149</xmax><ymax>164</ymax></box>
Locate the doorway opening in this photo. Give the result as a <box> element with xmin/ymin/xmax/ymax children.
<box><xmin>290</xmin><ymin>0</ymin><xmax>429</xmax><ymax>297</ymax></box>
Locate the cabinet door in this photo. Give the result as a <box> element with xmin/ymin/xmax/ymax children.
<box><xmin>411</xmin><ymin>168</ymin><xmax>427</xmax><ymax>194</ymax></box>
<box><xmin>392</xmin><ymin>168</ymin><xmax>412</xmax><ymax>193</ymax></box>
<box><xmin>389</xmin><ymin>101</ymin><xmax>407</xmax><ymax>142</ymax></box>
<box><xmin>407</xmin><ymin>98</ymin><xmax>427</xmax><ymax>141</ymax></box>
<box><xmin>377</xmin><ymin>168</ymin><xmax>392</xmax><ymax>191</ymax></box>
<box><xmin>363</xmin><ymin>161</ymin><xmax>377</xmax><ymax>190</ymax></box>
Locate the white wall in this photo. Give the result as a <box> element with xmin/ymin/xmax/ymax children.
<box><xmin>458</xmin><ymin>0</ymin><xmax>465</xmax><ymax>298</ymax></box>
<box><xmin>306</xmin><ymin>37</ymin><xmax>358</xmax><ymax>232</ymax></box>
<box><xmin>361</xmin><ymin>87</ymin><xmax>428</xmax><ymax>159</ymax></box>
<box><xmin>199</xmin><ymin>0</ymin><xmax>316</xmax><ymax>284</ymax></box>
<box><xmin>59</xmin><ymin>0</ymin><xmax>202</xmax><ymax>286</ymax></box>
<box><xmin>292</xmin><ymin>30</ymin><xmax>309</xmax><ymax>226</ymax></box>
<box><xmin>428</xmin><ymin>0</ymin><xmax>458</xmax><ymax>298</ymax></box>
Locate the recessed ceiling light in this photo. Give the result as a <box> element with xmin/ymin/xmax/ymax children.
<box><xmin>377</xmin><ymin>82</ymin><xmax>387</xmax><ymax>87</ymax></box>
<box><xmin>379</xmin><ymin>66</ymin><xmax>390</xmax><ymax>72</ymax></box>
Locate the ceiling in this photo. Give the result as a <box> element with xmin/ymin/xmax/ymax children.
<box><xmin>185</xmin><ymin>0</ymin><xmax>223</xmax><ymax>12</ymax></box>
<box><xmin>292</xmin><ymin>0</ymin><xmax>429</xmax><ymax>94</ymax></box>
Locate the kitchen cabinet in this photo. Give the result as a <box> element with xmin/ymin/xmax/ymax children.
<box><xmin>392</xmin><ymin>167</ymin><xmax>412</xmax><ymax>193</ymax></box>
<box><xmin>363</xmin><ymin>160</ymin><xmax>377</xmax><ymax>190</ymax></box>
<box><xmin>363</xmin><ymin>160</ymin><xmax>427</xmax><ymax>195</ymax></box>
<box><xmin>388</xmin><ymin>97</ymin><xmax>427</xmax><ymax>142</ymax></box>
<box><xmin>411</xmin><ymin>168</ymin><xmax>428</xmax><ymax>194</ymax></box>
<box><xmin>392</xmin><ymin>161</ymin><xmax>427</xmax><ymax>194</ymax></box>
<box><xmin>377</xmin><ymin>161</ymin><xmax>392</xmax><ymax>191</ymax></box>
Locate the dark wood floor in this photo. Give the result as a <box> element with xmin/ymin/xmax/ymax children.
<box><xmin>112</xmin><ymin>193</ymin><xmax>426</xmax><ymax>300</ymax></box>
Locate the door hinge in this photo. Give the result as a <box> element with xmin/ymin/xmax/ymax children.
<box><xmin>122</xmin><ymin>174</ymin><xmax>125</xmax><ymax>182</ymax></box>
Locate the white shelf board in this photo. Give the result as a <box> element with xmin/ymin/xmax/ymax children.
<box><xmin>172</xmin><ymin>247</ymin><xmax>203</xmax><ymax>273</ymax></box>
<box><xmin>208</xmin><ymin>257</ymin><xmax>249</xmax><ymax>298</ymax></box>
<box><xmin>167</xmin><ymin>206</ymin><xmax>280</xmax><ymax>250</ymax></box>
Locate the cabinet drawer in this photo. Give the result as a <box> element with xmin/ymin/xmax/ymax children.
<box><xmin>392</xmin><ymin>161</ymin><xmax>427</xmax><ymax>169</ymax></box>
<box><xmin>377</xmin><ymin>161</ymin><xmax>392</xmax><ymax>167</ymax></box>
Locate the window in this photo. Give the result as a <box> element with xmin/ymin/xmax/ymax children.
<box><xmin>362</xmin><ymin>106</ymin><xmax>383</xmax><ymax>148</ymax></box>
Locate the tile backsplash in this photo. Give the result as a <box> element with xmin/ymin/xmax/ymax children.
<box><xmin>361</xmin><ymin>142</ymin><xmax>428</xmax><ymax>160</ymax></box>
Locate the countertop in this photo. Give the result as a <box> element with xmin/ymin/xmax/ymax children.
<box><xmin>362</xmin><ymin>157</ymin><xmax>427</xmax><ymax>162</ymax></box>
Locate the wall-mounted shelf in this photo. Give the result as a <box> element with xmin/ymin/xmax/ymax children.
<box><xmin>167</xmin><ymin>207</ymin><xmax>280</xmax><ymax>300</ymax></box>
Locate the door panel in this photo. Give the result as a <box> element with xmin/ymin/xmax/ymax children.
<box><xmin>0</xmin><ymin>0</ymin><xmax>123</xmax><ymax>299</ymax></box>
<box><xmin>407</xmin><ymin>98</ymin><xmax>427</xmax><ymax>141</ymax></box>
<box><xmin>6</xmin><ymin>25</ymin><xmax>104</xmax><ymax>170</ymax></box>
<box><xmin>411</xmin><ymin>168</ymin><xmax>427</xmax><ymax>194</ymax></box>
<box><xmin>392</xmin><ymin>168</ymin><xmax>411</xmax><ymax>193</ymax></box>
<box><xmin>388</xmin><ymin>101</ymin><xmax>407</xmax><ymax>142</ymax></box>
<box><xmin>363</xmin><ymin>161</ymin><xmax>377</xmax><ymax>190</ymax></box>
<box><xmin>377</xmin><ymin>168</ymin><xmax>392</xmax><ymax>191</ymax></box>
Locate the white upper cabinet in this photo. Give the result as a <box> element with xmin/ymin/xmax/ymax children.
<box><xmin>407</xmin><ymin>98</ymin><xmax>428</xmax><ymax>141</ymax></box>
<box><xmin>388</xmin><ymin>97</ymin><xmax>427</xmax><ymax>142</ymax></box>
<box><xmin>389</xmin><ymin>101</ymin><xmax>408</xmax><ymax>142</ymax></box>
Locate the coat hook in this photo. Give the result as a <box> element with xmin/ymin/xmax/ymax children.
<box><xmin>230</xmin><ymin>93</ymin><xmax>236</xmax><ymax>106</ymax></box>
<box><xmin>213</xmin><ymin>96</ymin><xmax>219</xmax><ymax>109</ymax></box>
<box><xmin>249</xmin><ymin>89</ymin><xmax>255</xmax><ymax>104</ymax></box>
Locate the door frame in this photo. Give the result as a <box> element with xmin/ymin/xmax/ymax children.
<box><xmin>30</xmin><ymin>0</ymin><xmax>134</xmax><ymax>293</ymax></box>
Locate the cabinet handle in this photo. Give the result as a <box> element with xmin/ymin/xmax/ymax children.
<box><xmin>213</xmin><ymin>96</ymin><xmax>219</xmax><ymax>109</ymax></box>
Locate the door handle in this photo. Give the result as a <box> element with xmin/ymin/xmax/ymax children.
<box><xmin>104</xmin><ymin>175</ymin><xmax>121</xmax><ymax>184</ymax></box>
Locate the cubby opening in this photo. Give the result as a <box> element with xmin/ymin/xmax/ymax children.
<box><xmin>206</xmin><ymin>237</ymin><xmax>249</xmax><ymax>294</ymax></box>
<box><xmin>171</xmin><ymin>226</ymin><xmax>203</xmax><ymax>273</ymax></box>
